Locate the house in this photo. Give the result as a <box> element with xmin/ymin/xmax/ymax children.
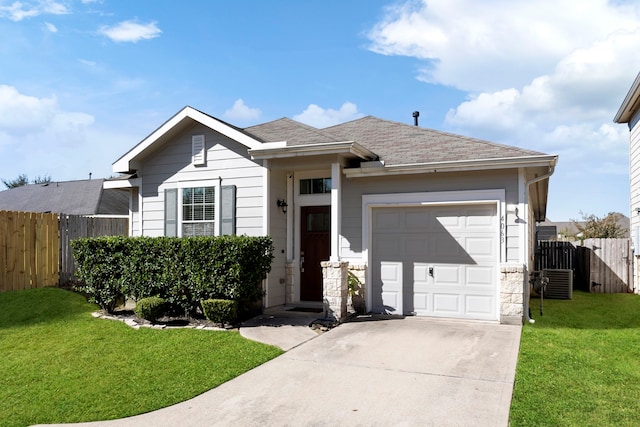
<box><xmin>537</xmin><ymin>214</ymin><xmax>630</xmax><ymax>241</ymax></box>
<box><xmin>614</xmin><ymin>70</ymin><xmax>640</xmax><ymax>291</ymax></box>
<box><xmin>107</xmin><ymin>106</ymin><xmax>558</xmax><ymax>324</ymax></box>
<box><xmin>0</xmin><ymin>178</ymin><xmax>128</xmax><ymax>216</ymax></box>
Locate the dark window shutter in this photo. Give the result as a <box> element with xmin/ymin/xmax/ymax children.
<box><xmin>164</xmin><ymin>188</ymin><xmax>178</xmax><ymax>236</ymax></box>
<box><xmin>220</xmin><ymin>185</ymin><xmax>236</xmax><ymax>235</ymax></box>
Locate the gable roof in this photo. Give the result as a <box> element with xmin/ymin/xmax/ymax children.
<box><xmin>0</xmin><ymin>179</ymin><xmax>128</xmax><ymax>215</ymax></box>
<box><xmin>246</xmin><ymin>115</ymin><xmax>556</xmax><ymax>176</ymax></box>
<box><xmin>113</xmin><ymin>107</ymin><xmax>555</xmax><ymax>177</ymax></box>
<box><xmin>324</xmin><ymin>116</ymin><xmax>545</xmax><ymax>166</ymax></box>
<box><xmin>614</xmin><ymin>71</ymin><xmax>640</xmax><ymax>124</ymax></box>
<box><xmin>113</xmin><ymin>106</ymin><xmax>265</xmax><ymax>173</ymax></box>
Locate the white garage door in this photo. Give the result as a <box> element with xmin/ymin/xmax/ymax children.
<box><xmin>371</xmin><ymin>204</ymin><xmax>498</xmax><ymax>321</ymax></box>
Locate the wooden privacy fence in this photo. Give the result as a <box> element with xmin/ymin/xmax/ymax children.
<box><xmin>0</xmin><ymin>211</ymin><xmax>128</xmax><ymax>292</ymax></box>
<box><xmin>584</xmin><ymin>238</ymin><xmax>633</xmax><ymax>294</ymax></box>
<box><xmin>59</xmin><ymin>214</ymin><xmax>128</xmax><ymax>285</ymax></box>
<box><xmin>0</xmin><ymin>210</ymin><xmax>59</xmax><ymax>291</ymax></box>
<box><xmin>535</xmin><ymin>238</ymin><xmax>633</xmax><ymax>293</ymax></box>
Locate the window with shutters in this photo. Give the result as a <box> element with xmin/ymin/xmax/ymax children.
<box><xmin>182</xmin><ymin>187</ymin><xmax>215</xmax><ymax>236</ymax></box>
<box><xmin>164</xmin><ymin>184</ymin><xmax>236</xmax><ymax>237</ymax></box>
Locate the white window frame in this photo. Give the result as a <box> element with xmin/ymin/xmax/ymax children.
<box><xmin>163</xmin><ymin>179</ymin><xmax>221</xmax><ymax>237</ymax></box>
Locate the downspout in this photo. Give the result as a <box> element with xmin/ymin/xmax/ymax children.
<box><xmin>523</xmin><ymin>165</ymin><xmax>555</xmax><ymax>324</ymax></box>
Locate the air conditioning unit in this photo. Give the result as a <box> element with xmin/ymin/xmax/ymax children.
<box><xmin>542</xmin><ymin>269</ymin><xmax>573</xmax><ymax>300</ymax></box>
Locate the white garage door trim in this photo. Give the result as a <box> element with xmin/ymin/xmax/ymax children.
<box><xmin>362</xmin><ymin>190</ymin><xmax>505</xmax><ymax>321</ymax></box>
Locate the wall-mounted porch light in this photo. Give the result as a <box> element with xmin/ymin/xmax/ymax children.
<box><xmin>277</xmin><ymin>199</ymin><xmax>288</xmax><ymax>214</ymax></box>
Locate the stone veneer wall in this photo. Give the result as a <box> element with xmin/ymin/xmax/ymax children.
<box><xmin>500</xmin><ymin>264</ymin><xmax>525</xmax><ymax>324</ymax></box>
<box><xmin>321</xmin><ymin>261</ymin><xmax>348</xmax><ymax>322</ymax></box>
<box><xmin>285</xmin><ymin>261</ymin><xmax>295</xmax><ymax>304</ymax></box>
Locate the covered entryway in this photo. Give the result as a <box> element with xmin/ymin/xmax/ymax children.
<box><xmin>371</xmin><ymin>204</ymin><xmax>498</xmax><ymax>321</ymax></box>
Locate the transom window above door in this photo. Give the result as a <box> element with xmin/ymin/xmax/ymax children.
<box><xmin>300</xmin><ymin>178</ymin><xmax>331</xmax><ymax>194</ymax></box>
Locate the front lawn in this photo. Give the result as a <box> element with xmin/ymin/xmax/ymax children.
<box><xmin>0</xmin><ymin>287</ymin><xmax>283</xmax><ymax>427</ymax></box>
<box><xmin>510</xmin><ymin>291</ymin><xmax>640</xmax><ymax>426</ymax></box>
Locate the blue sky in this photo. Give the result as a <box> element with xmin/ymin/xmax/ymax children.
<box><xmin>1</xmin><ymin>0</ymin><xmax>639</xmax><ymax>221</ymax></box>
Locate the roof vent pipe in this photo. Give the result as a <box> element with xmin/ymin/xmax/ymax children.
<box><xmin>412</xmin><ymin>111</ymin><xmax>419</xmax><ymax>126</ymax></box>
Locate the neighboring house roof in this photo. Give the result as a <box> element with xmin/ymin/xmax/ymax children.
<box><xmin>0</xmin><ymin>179</ymin><xmax>128</xmax><ymax>215</ymax></box>
<box><xmin>614</xmin><ymin>71</ymin><xmax>640</xmax><ymax>124</ymax></box>
<box><xmin>538</xmin><ymin>213</ymin><xmax>630</xmax><ymax>239</ymax></box>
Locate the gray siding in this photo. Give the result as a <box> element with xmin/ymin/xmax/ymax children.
<box><xmin>139</xmin><ymin>123</ymin><xmax>264</xmax><ymax>237</ymax></box>
<box><xmin>631</xmin><ymin>112</ymin><xmax>640</xmax><ymax>250</ymax></box>
<box><xmin>265</xmin><ymin>168</ymin><xmax>289</xmax><ymax>307</ymax></box>
<box><xmin>340</xmin><ymin>169</ymin><xmax>521</xmax><ymax>262</ymax></box>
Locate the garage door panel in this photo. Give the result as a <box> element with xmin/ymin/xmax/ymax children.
<box><xmin>466</xmin><ymin>295</ymin><xmax>494</xmax><ymax>316</ymax></box>
<box><xmin>378</xmin><ymin>261</ymin><xmax>403</xmax><ymax>315</ymax></box>
<box><xmin>404</xmin><ymin>237</ymin><xmax>428</xmax><ymax>257</ymax></box>
<box><xmin>405</xmin><ymin>210</ymin><xmax>431</xmax><ymax>229</ymax></box>
<box><xmin>466</xmin><ymin>266</ymin><xmax>495</xmax><ymax>287</ymax></box>
<box><xmin>466</xmin><ymin>237</ymin><xmax>496</xmax><ymax>257</ymax></box>
<box><xmin>432</xmin><ymin>293</ymin><xmax>461</xmax><ymax>314</ymax></box>
<box><xmin>374</xmin><ymin>211</ymin><xmax>401</xmax><ymax>229</ymax></box>
<box><xmin>433</xmin><ymin>265</ymin><xmax>460</xmax><ymax>285</ymax></box>
<box><xmin>371</xmin><ymin>204</ymin><xmax>498</xmax><ymax>321</ymax></box>
<box><xmin>374</xmin><ymin>236</ymin><xmax>401</xmax><ymax>257</ymax></box>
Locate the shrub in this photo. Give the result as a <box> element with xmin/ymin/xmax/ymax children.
<box><xmin>201</xmin><ymin>299</ymin><xmax>237</xmax><ymax>325</ymax></box>
<box><xmin>71</xmin><ymin>237</ymin><xmax>128</xmax><ymax>312</ymax></box>
<box><xmin>72</xmin><ymin>235</ymin><xmax>274</xmax><ymax>316</ymax></box>
<box><xmin>134</xmin><ymin>297</ymin><xmax>166</xmax><ymax>322</ymax></box>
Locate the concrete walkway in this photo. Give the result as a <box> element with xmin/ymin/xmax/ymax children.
<box><xmin>34</xmin><ymin>316</ymin><xmax>521</xmax><ymax>427</ymax></box>
<box><xmin>238</xmin><ymin>309</ymin><xmax>321</xmax><ymax>351</ymax></box>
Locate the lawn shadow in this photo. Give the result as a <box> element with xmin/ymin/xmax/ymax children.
<box><xmin>0</xmin><ymin>287</ymin><xmax>94</xmax><ymax>330</ymax></box>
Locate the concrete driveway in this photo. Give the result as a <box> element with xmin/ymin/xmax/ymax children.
<box><xmin>35</xmin><ymin>316</ymin><xmax>521</xmax><ymax>427</ymax></box>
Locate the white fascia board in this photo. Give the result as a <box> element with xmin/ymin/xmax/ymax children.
<box><xmin>112</xmin><ymin>106</ymin><xmax>264</xmax><ymax>173</ymax></box>
<box><xmin>103</xmin><ymin>178</ymin><xmax>141</xmax><ymax>189</ymax></box>
<box><xmin>344</xmin><ymin>154</ymin><xmax>558</xmax><ymax>178</ymax></box>
<box><xmin>250</xmin><ymin>141</ymin><xmax>375</xmax><ymax>160</ymax></box>
<box><xmin>614</xmin><ymin>71</ymin><xmax>640</xmax><ymax>124</ymax></box>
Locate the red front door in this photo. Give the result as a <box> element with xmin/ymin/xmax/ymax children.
<box><xmin>300</xmin><ymin>206</ymin><xmax>331</xmax><ymax>301</ymax></box>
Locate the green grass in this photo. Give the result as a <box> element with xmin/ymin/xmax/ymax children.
<box><xmin>510</xmin><ymin>291</ymin><xmax>640</xmax><ymax>427</ymax></box>
<box><xmin>0</xmin><ymin>287</ymin><xmax>283</xmax><ymax>427</ymax></box>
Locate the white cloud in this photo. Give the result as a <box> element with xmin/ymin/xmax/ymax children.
<box><xmin>99</xmin><ymin>20</ymin><xmax>161</xmax><ymax>43</ymax></box>
<box><xmin>0</xmin><ymin>84</ymin><xmax>93</xmax><ymax>139</ymax></box>
<box><xmin>43</xmin><ymin>21</ymin><xmax>56</xmax><ymax>32</ymax></box>
<box><xmin>368</xmin><ymin>0</ymin><xmax>640</xmax><ymax>219</ymax></box>
<box><xmin>0</xmin><ymin>1</ymin><xmax>69</xmax><ymax>21</ymax></box>
<box><xmin>223</xmin><ymin>99</ymin><xmax>261</xmax><ymax>122</ymax></box>
<box><xmin>444</xmin><ymin>28</ymin><xmax>640</xmax><ymax>153</ymax></box>
<box><xmin>293</xmin><ymin>102</ymin><xmax>363</xmax><ymax>128</ymax></box>
<box><xmin>0</xmin><ymin>84</ymin><xmax>120</xmax><ymax>182</ymax></box>
<box><xmin>368</xmin><ymin>0</ymin><xmax>640</xmax><ymax>92</ymax></box>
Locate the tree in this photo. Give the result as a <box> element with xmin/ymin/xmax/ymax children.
<box><xmin>1</xmin><ymin>174</ymin><xmax>52</xmax><ymax>189</ymax></box>
<box><xmin>33</xmin><ymin>175</ymin><xmax>52</xmax><ymax>185</ymax></box>
<box><xmin>2</xmin><ymin>174</ymin><xmax>29</xmax><ymax>189</ymax></box>
<box><xmin>572</xmin><ymin>212</ymin><xmax>627</xmax><ymax>239</ymax></box>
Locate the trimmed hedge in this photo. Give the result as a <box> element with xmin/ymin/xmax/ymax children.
<box><xmin>134</xmin><ymin>297</ymin><xmax>166</xmax><ymax>322</ymax></box>
<box><xmin>72</xmin><ymin>236</ymin><xmax>274</xmax><ymax>315</ymax></box>
<box><xmin>201</xmin><ymin>299</ymin><xmax>237</xmax><ymax>324</ymax></box>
